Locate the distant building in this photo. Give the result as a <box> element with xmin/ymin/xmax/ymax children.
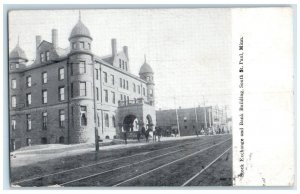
<box><xmin>156</xmin><ymin>106</ymin><xmax>228</xmax><ymax>136</ymax></box>
<box><xmin>9</xmin><ymin>15</ymin><xmax>156</xmax><ymax>150</ymax></box>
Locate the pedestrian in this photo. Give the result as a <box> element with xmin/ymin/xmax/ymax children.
<box><xmin>124</xmin><ymin>131</ymin><xmax>127</xmax><ymax>145</ymax></box>
<box><xmin>137</xmin><ymin>131</ymin><xmax>141</xmax><ymax>142</ymax></box>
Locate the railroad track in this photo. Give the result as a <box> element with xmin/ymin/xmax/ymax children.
<box><xmin>13</xmin><ymin>135</ymin><xmax>231</xmax><ymax>187</ymax></box>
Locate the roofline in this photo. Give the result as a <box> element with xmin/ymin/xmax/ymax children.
<box><xmin>94</xmin><ymin>55</ymin><xmax>147</xmax><ymax>84</ymax></box>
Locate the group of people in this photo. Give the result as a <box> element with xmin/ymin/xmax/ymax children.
<box><xmin>123</xmin><ymin>126</ymin><xmax>163</xmax><ymax>144</ymax></box>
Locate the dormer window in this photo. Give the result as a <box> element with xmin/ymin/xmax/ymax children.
<box><xmin>88</xmin><ymin>43</ymin><xmax>91</xmax><ymax>50</ymax></box>
<box><xmin>72</xmin><ymin>42</ymin><xmax>76</xmax><ymax>49</ymax></box>
<box><xmin>40</xmin><ymin>53</ymin><xmax>45</xmax><ymax>62</ymax></box>
<box><xmin>46</xmin><ymin>51</ymin><xmax>50</xmax><ymax>61</ymax></box>
<box><xmin>80</xmin><ymin>42</ymin><xmax>84</xmax><ymax>49</ymax></box>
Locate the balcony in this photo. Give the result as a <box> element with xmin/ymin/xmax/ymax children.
<box><xmin>118</xmin><ymin>98</ymin><xmax>153</xmax><ymax>107</ymax></box>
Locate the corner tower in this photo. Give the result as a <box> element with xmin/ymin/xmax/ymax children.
<box><xmin>9</xmin><ymin>38</ymin><xmax>28</xmax><ymax>71</ymax></box>
<box><xmin>68</xmin><ymin>12</ymin><xmax>95</xmax><ymax>144</ymax></box>
<box><xmin>139</xmin><ymin>55</ymin><xmax>155</xmax><ymax>105</ymax></box>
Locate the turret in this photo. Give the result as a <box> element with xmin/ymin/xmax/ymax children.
<box><xmin>69</xmin><ymin>12</ymin><xmax>92</xmax><ymax>53</ymax></box>
<box><xmin>68</xmin><ymin>12</ymin><xmax>95</xmax><ymax>144</ymax></box>
<box><xmin>9</xmin><ymin>38</ymin><xmax>28</xmax><ymax>71</ymax></box>
<box><xmin>139</xmin><ymin>55</ymin><xmax>155</xmax><ymax>105</ymax></box>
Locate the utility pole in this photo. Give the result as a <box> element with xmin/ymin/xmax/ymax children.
<box><xmin>194</xmin><ymin>104</ymin><xmax>199</xmax><ymax>136</ymax></box>
<box><xmin>174</xmin><ymin>97</ymin><xmax>181</xmax><ymax>137</ymax></box>
<box><xmin>202</xmin><ymin>95</ymin><xmax>207</xmax><ymax>130</ymax></box>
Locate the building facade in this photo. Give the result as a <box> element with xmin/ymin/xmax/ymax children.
<box><xmin>156</xmin><ymin>106</ymin><xmax>229</xmax><ymax>136</ymax></box>
<box><xmin>9</xmin><ymin>16</ymin><xmax>156</xmax><ymax>150</ymax></box>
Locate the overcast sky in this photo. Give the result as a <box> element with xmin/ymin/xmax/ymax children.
<box><xmin>9</xmin><ymin>9</ymin><xmax>232</xmax><ymax>113</ymax></box>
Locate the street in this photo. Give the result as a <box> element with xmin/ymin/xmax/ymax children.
<box><xmin>11</xmin><ymin>134</ymin><xmax>232</xmax><ymax>187</ymax></box>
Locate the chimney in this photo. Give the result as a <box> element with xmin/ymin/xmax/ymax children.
<box><xmin>36</xmin><ymin>35</ymin><xmax>42</xmax><ymax>48</ymax></box>
<box><xmin>123</xmin><ymin>46</ymin><xmax>128</xmax><ymax>59</ymax></box>
<box><xmin>111</xmin><ymin>39</ymin><xmax>117</xmax><ymax>57</ymax></box>
<box><xmin>52</xmin><ymin>29</ymin><xmax>58</xmax><ymax>48</ymax></box>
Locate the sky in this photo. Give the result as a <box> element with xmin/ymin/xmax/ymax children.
<box><xmin>9</xmin><ymin>9</ymin><xmax>232</xmax><ymax>114</ymax></box>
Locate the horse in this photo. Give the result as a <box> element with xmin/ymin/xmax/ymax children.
<box><xmin>141</xmin><ymin>127</ymin><xmax>151</xmax><ymax>142</ymax></box>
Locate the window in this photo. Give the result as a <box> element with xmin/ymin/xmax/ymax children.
<box><xmin>40</xmin><ymin>53</ymin><xmax>45</xmax><ymax>62</ymax></box>
<box><xmin>119</xmin><ymin>59</ymin><xmax>122</xmax><ymax>68</ymax></box>
<box><xmin>97</xmin><ymin>114</ymin><xmax>100</xmax><ymax>127</ymax></box>
<box><xmin>42</xmin><ymin>90</ymin><xmax>47</xmax><ymax>104</ymax></box>
<box><xmin>103</xmin><ymin>72</ymin><xmax>107</xmax><ymax>83</ymax></box>
<box><xmin>10</xmin><ymin>64</ymin><xmax>14</xmax><ymax>70</ymax></box>
<box><xmin>26</xmin><ymin>138</ymin><xmax>32</xmax><ymax>146</ymax></box>
<box><xmin>71</xmin><ymin>83</ymin><xmax>74</xmax><ymax>98</ymax></box>
<box><xmin>26</xmin><ymin>76</ymin><xmax>31</xmax><ymax>87</ymax></box>
<box><xmin>105</xmin><ymin>114</ymin><xmax>109</xmax><ymax>127</ymax></box>
<box><xmin>42</xmin><ymin>72</ymin><xmax>47</xmax><ymax>84</ymax></box>
<box><xmin>185</xmin><ymin>126</ymin><xmax>188</xmax><ymax>129</ymax></box>
<box><xmin>119</xmin><ymin>78</ymin><xmax>122</xmax><ymax>87</ymax></box>
<box><xmin>149</xmin><ymin>89</ymin><xmax>153</xmax><ymax>97</ymax></box>
<box><xmin>111</xmin><ymin>92</ymin><xmax>115</xmax><ymax>104</ymax></box>
<box><xmin>59</xmin><ymin>68</ymin><xmax>64</xmax><ymax>80</ymax></box>
<box><xmin>26</xmin><ymin>93</ymin><xmax>31</xmax><ymax>106</ymax></box>
<box><xmin>96</xmin><ymin>87</ymin><xmax>99</xmax><ymax>101</ymax></box>
<box><xmin>80</xmin><ymin>106</ymin><xmax>87</xmax><ymax>126</ymax></box>
<box><xmin>46</xmin><ymin>51</ymin><xmax>50</xmax><ymax>61</ymax></box>
<box><xmin>80</xmin><ymin>42</ymin><xmax>84</xmax><ymax>49</ymax></box>
<box><xmin>72</xmin><ymin>42</ymin><xmax>76</xmax><ymax>49</ymax></box>
<box><xmin>11</xmin><ymin>139</ymin><xmax>16</xmax><ymax>151</ymax></box>
<box><xmin>184</xmin><ymin>117</ymin><xmax>187</xmax><ymax>122</ymax></box>
<box><xmin>80</xmin><ymin>82</ymin><xmax>86</xmax><ymax>96</ymax></box>
<box><xmin>104</xmin><ymin>89</ymin><xmax>108</xmax><ymax>102</ymax></box>
<box><xmin>138</xmin><ymin>86</ymin><xmax>141</xmax><ymax>94</ymax></box>
<box><xmin>111</xmin><ymin>75</ymin><xmax>114</xmax><ymax>85</ymax></box>
<box><xmin>11</xmin><ymin>117</ymin><xmax>16</xmax><ymax>130</ymax></box>
<box><xmin>88</xmin><ymin>43</ymin><xmax>91</xmax><ymax>50</ymax></box>
<box><xmin>146</xmin><ymin>76</ymin><xmax>150</xmax><ymax>81</ymax></box>
<box><xmin>125</xmin><ymin>62</ymin><xmax>128</xmax><ymax>71</ymax></box>
<box><xmin>120</xmin><ymin>94</ymin><xmax>123</xmax><ymax>100</ymax></box>
<box><xmin>143</xmin><ymin>88</ymin><xmax>146</xmax><ymax>96</ymax></box>
<box><xmin>16</xmin><ymin>63</ymin><xmax>19</xmax><ymax>68</ymax></box>
<box><xmin>112</xmin><ymin>116</ymin><xmax>116</xmax><ymax>127</ymax></box>
<box><xmin>79</xmin><ymin>61</ymin><xmax>86</xmax><ymax>74</ymax></box>
<box><xmin>122</xmin><ymin>60</ymin><xmax>125</xmax><ymax>69</ymax></box>
<box><xmin>126</xmin><ymin>81</ymin><xmax>129</xmax><ymax>90</ymax></box>
<box><xmin>11</xmin><ymin>96</ymin><xmax>16</xmax><ymax>108</ymax></box>
<box><xmin>42</xmin><ymin>112</ymin><xmax>47</xmax><ymax>130</ymax></box>
<box><xmin>59</xmin><ymin>109</ymin><xmax>65</xmax><ymax>127</ymax></box>
<box><xmin>127</xmin><ymin>96</ymin><xmax>129</xmax><ymax>103</ymax></box>
<box><xmin>11</xmin><ymin>79</ymin><xmax>16</xmax><ymax>89</ymax></box>
<box><xmin>123</xmin><ymin>79</ymin><xmax>126</xmax><ymax>89</ymax></box>
<box><xmin>95</xmin><ymin>69</ymin><xmax>99</xmax><ymax>80</ymax></box>
<box><xmin>59</xmin><ymin>87</ymin><xmax>65</xmax><ymax>101</ymax></box>
<box><xmin>27</xmin><ymin>114</ymin><xmax>31</xmax><ymax>131</ymax></box>
<box><xmin>133</xmin><ymin>83</ymin><xmax>136</xmax><ymax>92</ymax></box>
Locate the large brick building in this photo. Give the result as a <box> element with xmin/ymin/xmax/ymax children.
<box><xmin>156</xmin><ymin>106</ymin><xmax>229</xmax><ymax>136</ymax></box>
<box><xmin>9</xmin><ymin>16</ymin><xmax>156</xmax><ymax>150</ymax></box>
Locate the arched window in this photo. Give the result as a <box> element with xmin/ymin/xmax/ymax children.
<box><xmin>80</xmin><ymin>106</ymin><xmax>87</xmax><ymax>126</ymax></box>
<box><xmin>105</xmin><ymin>114</ymin><xmax>109</xmax><ymax>127</ymax></box>
<box><xmin>41</xmin><ymin>137</ymin><xmax>47</xmax><ymax>144</ymax></box>
<box><xmin>59</xmin><ymin>136</ymin><xmax>65</xmax><ymax>144</ymax></box>
<box><xmin>112</xmin><ymin>116</ymin><xmax>116</xmax><ymax>127</ymax></box>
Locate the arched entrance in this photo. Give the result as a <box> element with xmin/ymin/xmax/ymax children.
<box><xmin>123</xmin><ymin>115</ymin><xmax>139</xmax><ymax>132</ymax></box>
<box><xmin>145</xmin><ymin>115</ymin><xmax>153</xmax><ymax>130</ymax></box>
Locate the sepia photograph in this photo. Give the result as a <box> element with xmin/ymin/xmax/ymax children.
<box><xmin>8</xmin><ymin>8</ymin><xmax>233</xmax><ymax>187</ymax></box>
